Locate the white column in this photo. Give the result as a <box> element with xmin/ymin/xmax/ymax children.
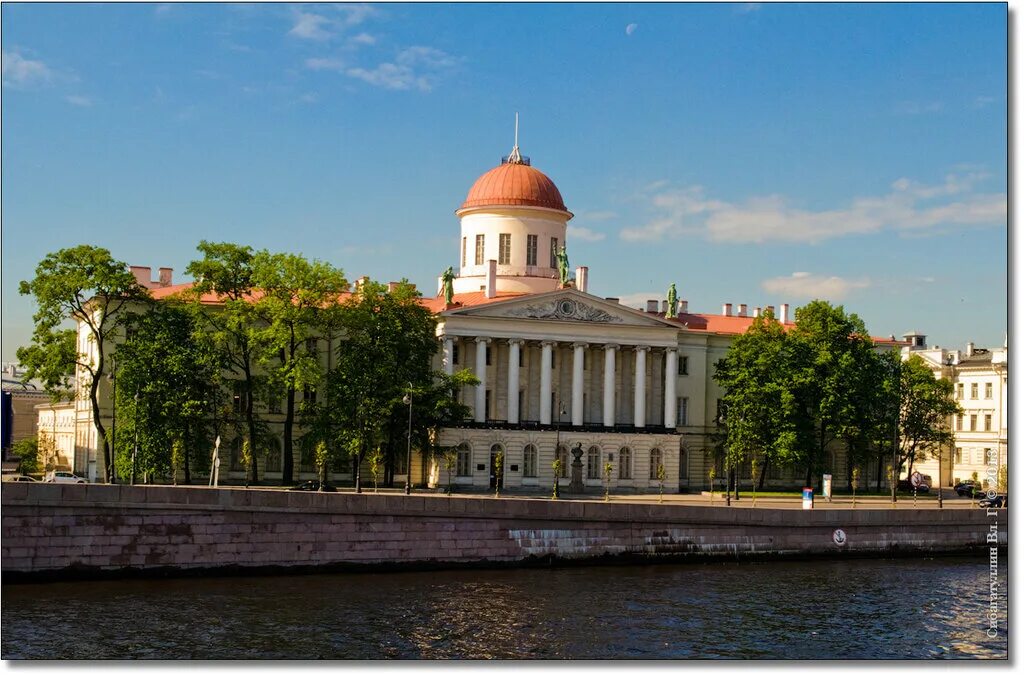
<box><xmin>603</xmin><ymin>344</ymin><xmax>618</xmax><ymax>427</ymax></box>
<box><xmin>634</xmin><ymin>346</ymin><xmax>648</xmax><ymax>428</ymax></box>
<box><xmin>664</xmin><ymin>348</ymin><xmax>678</xmax><ymax>428</ymax></box>
<box><xmin>443</xmin><ymin>337</ymin><xmax>454</xmax><ymax>376</ymax></box>
<box><xmin>474</xmin><ymin>337</ymin><xmax>489</xmax><ymax>423</ymax></box>
<box><xmin>540</xmin><ymin>341</ymin><xmax>554</xmax><ymax>424</ymax></box>
<box><xmin>507</xmin><ymin>339</ymin><xmax>522</xmax><ymax>424</ymax></box>
<box><xmin>572</xmin><ymin>342</ymin><xmax>587</xmax><ymax>426</ymax></box>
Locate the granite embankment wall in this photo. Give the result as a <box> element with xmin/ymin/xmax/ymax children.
<box><xmin>1</xmin><ymin>483</ymin><xmax>1005</xmax><ymax>581</ymax></box>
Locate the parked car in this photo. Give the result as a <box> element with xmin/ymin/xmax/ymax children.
<box><xmin>288</xmin><ymin>480</ymin><xmax>337</xmax><ymax>492</ymax></box>
<box><xmin>954</xmin><ymin>481</ymin><xmax>981</xmax><ymax>497</ymax></box>
<box><xmin>6</xmin><ymin>475</ymin><xmax>39</xmax><ymax>482</ymax></box>
<box><xmin>897</xmin><ymin>479</ymin><xmax>930</xmax><ymax>493</ymax></box>
<box><xmin>978</xmin><ymin>494</ymin><xmax>1007</xmax><ymax>508</ymax></box>
<box><xmin>43</xmin><ymin>471</ymin><xmax>86</xmax><ymax>484</ymax></box>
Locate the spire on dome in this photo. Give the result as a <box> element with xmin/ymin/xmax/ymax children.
<box><xmin>507</xmin><ymin>112</ymin><xmax>524</xmax><ymax>165</ymax></box>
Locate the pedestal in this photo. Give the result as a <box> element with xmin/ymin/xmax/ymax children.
<box><xmin>568</xmin><ymin>443</ymin><xmax>585</xmax><ymax>493</ymax></box>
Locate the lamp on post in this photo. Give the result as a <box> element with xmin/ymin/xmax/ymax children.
<box><xmin>553</xmin><ymin>398</ymin><xmax>566</xmax><ymax>498</ymax></box>
<box><xmin>107</xmin><ymin>354</ymin><xmax>117</xmax><ymax>484</ymax></box>
<box><xmin>131</xmin><ymin>388</ymin><xmax>140</xmax><ymax>486</ymax></box>
<box><xmin>403</xmin><ymin>384</ymin><xmax>413</xmax><ymax>496</ymax></box>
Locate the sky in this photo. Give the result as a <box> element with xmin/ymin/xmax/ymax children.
<box><xmin>1</xmin><ymin>2</ymin><xmax>1008</xmax><ymax>361</ymax></box>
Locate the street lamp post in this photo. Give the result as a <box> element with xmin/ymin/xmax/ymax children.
<box><xmin>403</xmin><ymin>384</ymin><xmax>413</xmax><ymax>495</ymax></box>
<box><xmin>107</xmin><ymin>354</ymin><xmax>117</xmax><ymax>484</ymax></box>
<box><xmin>131</xmin><ymin>388</ymin><xmax>140</xmax><ymax>486</ymax></box>
<box><xmin>552</xmin><ymin>398</ymin><xmax>566</xmax><ymax>499</ymax></box>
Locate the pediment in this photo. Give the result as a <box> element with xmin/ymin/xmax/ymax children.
<box><xmin>447</xmin><ymin>289</ymin><xmax>678</xmax><ymax>329</ymax></box>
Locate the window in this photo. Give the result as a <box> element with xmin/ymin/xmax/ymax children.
<box><xmin>269</xmin><ymin>397</ymin><xmax>282</xmax><ymax>414</ymax></box>
<box><xmin>304</xmin><ymin>386</ymin><xmax>317</xmax><ymax>406</ymax></box>
<box><xmin>550</xmin><ymin>237</ymin><xmax>559</xmax><ymax>268</ymax></box>
<box><xmin>649</xmin><ymin>448</ymin><xmax>663</xmax><ymax>480</ymax></box>
<box><xmin>230</xmin><ymin>437</ymin><xmax>244</xmax><ymax>471</ymax></box>
<box><xmin>984</xmin><ymin>448</ymin><xmax>994</xmax><ymax>465</ymax></box>
<box><xmin>461</xmin><ymin>237</ymin><xmax>467</xmax><ymax>267</ymax></box>
<box><xmin>970</xmin><ymin>415</ymin><xmax>977</xmax><ymax>432</ymax></box>
<box><xmin>526</xmin><ymin>234</ymin><xmax>538</xmax><ymax>266</ymax></box>
<box><xmin>618</xmin><ymin>447</ymin><xmax>632</xmax><ymax>479</ymax></box>
<box><xmin>956</xmin><ymin>383</ymin><xmax>963</xmax><ymax>400</ymax></box>
<box><xmin>265</xmin><ymin>437</ymin><xmax>282</xmax><ymax>473</ymax></box>
<box><xmin>452</xmin><ymin>342</ymin><xmax>459</xmax><ymax>365</ymax></box>
<box><xmin>485</xmin><ymin>390</ymin><xmax>491</xmax><ymax>420</ymax></box>
<box><xmin>484</xmin><ymin>343</ymin><xmax>491</xmax><ymax>366</ymax></box>
<box><xmin>954</xmin><ymin>448</ymin><xmax>963</xmax><ymax>464</ymax></box>
<box><xmin>678</xmin><ymin>356</ymin><xmax>689</xmax><ymax>376</ymax></box>
<box><xmin>956</xmin><ymin>415</ymin><xmax>963</xmax><ymax>431</ymax></box>
<box><xmin>985</xmin><ymin>414</ymin><xmax>992</xmax><ymax>432</ymax></box>
<box><xmin>456</xmin><ymin>443</ymin><xmax>471</xmax><ymax>476</ymax></box>
<box><xmin>971</xmin><ymin>383</ymin><xmax>978</xmax><ymax>399</ymax></box>
<box><xmin>475</xmin><ymin>234</ymin><xmax>485</xmax><ymax>265</ymax></box>
<box><xmin>305</xmin><ymin>337</ymin><xmax>318</xmax><ymax>354</ymax></box>
<box><xmin>556</xmin><ymin>445</ymin><xmax>568</xmax><ymax>478</ymax></box>
<box><xmin>523</xmin><ymin>444</ymin><xmax>538</xmax><ymax>478</ymax></box>
<box><xmin>677</xmin><ymin>397</ymin><xmax>689</xmax><ymax>426</ymax></box>
<box><xmin>499</xmin><ymin>233</ymin><xmax>511</xmax><ymax>264</ymax></box>
<box><xmin>985</xmin><ymin>383</ymin><xmax>993</xmax><ymax>399</ymax></box>
<box><xmin>587</xmin><ymin>446</ymin><xmax>600</xmax><ymax>479</ymax></box>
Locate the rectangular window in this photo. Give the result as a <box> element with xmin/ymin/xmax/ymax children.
<box><xmin>461</xmin><ymin>237</ymin><xmax>467</xmax><ymax>267</ymax></box>
<box><xmin>954</xmin><ymin>448</ymin><xmax>963</xmax><ymax>464</ymax></box>
<box><xmin>677</xmin><ymin>397</ymin><xmax>688</xmax><ymax>426</ymax></box>
<box><xmin>269</xmin><ymin>397</ymin><xmax>282</xmax><ymax>414</ymax></box>
<box><xmin>523</xmin><ymin>446</ymin><xmax>537</xmax><ymax>478</ymax></box>
<box><xmin>956</xmin><ymin>415</ymin><xmax>963</xmax><ymax>431</ymax></box>
<box><xmin>970</xmin><ymin>415</ymin><xmax>977</xmax><ymax>432</ymax></box>
<box><xmin>304</xmin><ymin>386</ymin><xmax>317</xmax><ymax>405</ymax></box>
<box><xmin>984</xmin><ymin>414</ymin><xmax>992</xmax><ymax>432</ymax></box>
<box><xmin>550</xmin><ymin>237</ymin><xmax>559</xmax><ymax>268</ymax></box>
<box><xmin>452</xmin><ymin>342</ymin><xmax>459</xmax><ymax>365</ymax></box>
<box><xmin>305</xmin><ymin>337</ymin><xmax>318</xmax><ymax>354</ymax></box>
<box><xmin>526</xmin><ymin>234</ymin><xmax>538</xmax><ymax>266</ymax></box>
<box><xmin>475</xmin><ymin>234</ymin><xmax>485</xmax><ymax>265</ymax></box>
<box><xmin>678</xmin><ymin>356</ymin><xmax>689</xmax><ymax>376</ymax></box>
<box><xmin>456</xmin><ymin>446</ymin><xmax>471</xmax><ymax>476</ymax></box>
<box><xmin>499</xmin><ymin>233</ymin><xmax>511</xmax><ymax>265</ymax></box>
<box><xmin>956</xmin><ymin>383</ymin><xmax>963</xmax><ymax>400</ymax></box>
<box><xmin>971</xmin><ymin>383</ymin><xmax>978</xmax><ymax>399</ymax></box>
<box><xmin>985</xmin><ymin>383</ymin><xmax>993</xmax><ymax>399</ymax></box>
<box><xmin>484</xmin><ymin>343</ymin><xmax>491</xmax><ymax>366</ymax></box>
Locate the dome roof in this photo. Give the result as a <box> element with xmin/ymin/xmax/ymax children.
<box><xmin>459</xmin><ymin>161</ymin><xmax>570</xmax><ymax>215</ymax></box>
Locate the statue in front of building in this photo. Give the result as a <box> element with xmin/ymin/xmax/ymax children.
<box><xmin>666</xmin><ymin>283</ymin><xmax>678</xmax><ymax>319</ymax></box>
<box><xmin>556</xmin><ymin>246</ymin><xmax>570</xmax><ymax>287</ymax></box>
<box><xmin>441</xmin><ymin>266</ymin><xmax>455</xmax><ymax>306</ymax></box>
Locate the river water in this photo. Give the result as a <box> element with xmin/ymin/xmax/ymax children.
<box><xmin>1</xmin><ymin>556</ymin><xmax>1006</xmax><ymax>659</ymax></box>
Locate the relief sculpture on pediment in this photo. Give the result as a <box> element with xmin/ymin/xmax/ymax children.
<box><xmin>506</xmin><ymin>298</ymin><xmax>623</xmax><ymax>323</ymax></box>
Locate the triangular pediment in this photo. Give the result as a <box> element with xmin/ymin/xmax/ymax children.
<box><xmin>446</xmin><ymin>289</ymin><xmax>679</xmax><ymax>329</ymax></box>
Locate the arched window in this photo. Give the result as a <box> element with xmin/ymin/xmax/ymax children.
<box><xmin>230</xmin><ymin>437</ymin><xmax>244</xmax><ymax>471</ymax></box>
<box><xmin>619</xmin><ymin>447</ymin><xmax>632</xmax><ymax>479</ymax></box>
<box><xmin>523</xmin><ymin>444</ymin><xmax>538</xmax><ymax>478</ymax></box>
<box><xmin>265</xmin><ymin>436</ymin><xmax>282</xmax><ymax>473</ymax></box>
<box><xmin>587</xmin><ymin>446</ymin><xmax>601</xmax><ymax>479</ymax></box>
<box><xmin>456</xmin><ymin>443</ymin><xmax>471</xmax><ymax>476</ymax></box>
<box><xmin>649</xmin><ymin>448</ymin><xmax>663</xmax><ymax>480</ymax></box>
<box><xmin>556</xmin><ymin>444</ymin><xmax>568</xmax><ymax>478</ymax></box>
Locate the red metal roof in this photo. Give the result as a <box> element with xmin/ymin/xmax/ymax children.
<box><xmin>459</xmin><ymin>162</ymin><xmax>569</xmax><ymax>214</ymax></box>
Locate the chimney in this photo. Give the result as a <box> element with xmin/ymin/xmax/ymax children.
<box><xmin>437</xmin><ymin>275</ymin><xmax>444</xmax><ymax>296</ymax></box>
<box><xmin>780</xmin><ymin>303</ymin><xmax>789</xmax><ymax>324</ymax></box>
<box><xmin>158</xmin><ymin>267</ymin><xmax>173</xmax><ymax>287</ymax></box>
<box><xmin>130</xmin><ymin>266</ymin><xmax>152</xmax><ymax>289</ymax></box>
<box><xmin>737</xmin><ymin>303</ymin><xmax>748</xmax><ymax>317</ymax></box>
<box><xmin>754</xmin><ymin>307</ymin><xmax>762</xmax><ymax>318</ymax></box>
<box><xmin>605</xmin><ymin>297</ymin><xmax>619</xmax><ymax>304</ymax></box>
<box><xmin>354</xmin><ymin>276</ymin><xmax>370</xmax><ymax>293</ymax></box>
<box><xmin>766</xmin><ymin>305</ymin><xmax>775</xmax><ymax>318</ymax></box>
<box><xmin>485</xmin><ymin>259</ymin><xmax>497</xmax><ymax>298</ymax></box>
<box><xmin>387</xmin><ymin>281</ymin><xmax>400</xmax><ymax>293</ymax></box>
<box><xmin>678</xmin><ymin>300</ymin><xmax>688</xmax><ymax>314</ymax></box>
<box><xmin>575</xmin><ymin>266</ymin><xmax>589</xmax><ymax>293</ymax></box>
<box><xmin>646</xmin><ymin>299</ymin><xmax>659</xmax><ymax>313</ymax></box>
<box><xmin>661</xmin><ymin>300</ymin><xmax>668</xmax><ymax>313</ymax></box>
<box><xmin>966</xmin><ymin>341</ymin><xmax>975</xmax><ymax>357</ymax></box>
<box><xmin>722</xmin><ymin>303</ymin><xmax>733</xmax><ymax>317</ymax></box>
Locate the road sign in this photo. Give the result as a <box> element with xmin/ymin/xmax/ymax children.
<box><xmin>910</xmin><ymin>471</ymin><xmax>924</xmax><ymax>488</ymax></box>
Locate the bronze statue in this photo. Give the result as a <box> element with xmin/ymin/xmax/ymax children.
<box><xmin>556</xmin><ymin>246</ymin><xmax>570</xmax><ymax>287</ymax></box>
<box><xmin>441</xmin><ymin>266</ymin><xmax>455</xmax><ymax>305</ymax></box>
<box><xmin>666</xmin><ymin>283</ymin><xmax>678</xmax><ymax>318</ymax></box>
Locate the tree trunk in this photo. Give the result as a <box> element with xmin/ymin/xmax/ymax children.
<box><xmin>89</xmin><ymin>358</ymin><xmax>112</xmax><ymax>483</ymax></box>
<box><xmin>243</xmin><ymin>360</ymin><xmax>259</xmax><ymax>486</ymax></box>
<box><xmin>757</xmin><ymin>461</ymin><xmax>768</xmax><ymax>491</ymax></box>
<box><xmin>875</xmin><ymin>446</ymin><xmax>885</xmax><ymax>492</ymax></box>
<box><xmin>283</xmin><ymin>385</ymin><xmax>296</xmax><ymax>484</ymax></box>
<box><xmin>845</xmin><ymin>441</ymin><xmax>854</xmax><ymax>491</ymax></box>
<box><xmin>354</xmin><ymin>435</ymin><xmax>363</xmax><ymax>493</ymax></box>
<box><xmin>183</xmin><ymin>446</ymin><xmax>191</xmax><ymax>485</ymax></box>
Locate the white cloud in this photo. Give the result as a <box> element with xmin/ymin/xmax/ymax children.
<box><xmin>289</xmin><ymin>12</ymin><xmax>334</xmax><ymax>40</ymax></box>
<box><xmin>973</xmin><ymin>95</ymin><xmax>996</xmax><ymax>109</ymax></box>
<box><xmin>625</xmin><ymin>23</ymin><xmax>638</xmax><ymax>36</ymax></box>
<box><xmin>621</xmin><ymin>171</ymin><xmax>1006</xmax><ymax>244</ymax></box>
<box><xmin>736</xmin><ymin>3</ymin><xmax>762</xmax><ymax>13</ymax></box>
<box><xmin>349</xmin><ymin>32</ymin><xmax>376</xmax><ymax>46</ymax></box>
<box><xmin>298</xmin><ymin>92</ymin><xmax>318</xmax><ymax>104</ymax></box>
<box><xmin>894</xmin><ymin>100</ymin><xmax>943</xmax><ymax>115</ymax></box>
<box><xmin>305</xmin><ymin>57</ymin><xmax>346</xmax><ymax>72</ymax></box>
<box><xmin>761</xmin><ymin>272</ymin><xmax>871</xmax><ymax>301</ymax></box>
<box><xmin>567</xmin><ymin>226</ymin><xmax>606</xmax><ymax>242</ymax></box>
<box><xmin>345</xmin><ymin>46</ymin><xmax>456</xmax><ymax>92</ymax></box>
<box><xmin>2</xmin><ymin>50</ymin><xmax>52</xmax><ymax>87</ymax></box>
<box><xmin>65</xmin><ymin>94</ymin><xmax>93</xmax><ymax>107</ymax></box>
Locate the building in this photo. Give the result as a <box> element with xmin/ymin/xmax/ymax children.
<box><xmin>2</xmin><ymin>363</ymin><xmax>51</xmax><ymax>473</ymax></box>
<box><xmin>902</xmin><ymin>336</ymin><xmax>1008</xmax><ymax>489</ymax></box>
<box><xmin>41</xmin><ymin>136</ymin><xmax>919</xmax><ymax>491</ymax></box>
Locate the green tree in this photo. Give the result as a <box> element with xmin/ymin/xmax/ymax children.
<box><xmin>897</xmin><ymin>355</ymin><xmax>960</xmax><ymax>479</ymax></box>
<box><xmin>251</xmin><ymin>251</ymin><xmax>347</xmax><ymax>484</ymax></box>
<box><xmin>493</xmin><ymin>450</ymin><xmax>504</xmax><ymax>497</ymax></box>
<box><xmin>315</xmin><ymin>440</ymin><xmax>329</xmax><ymax>490</ymax></box>
<box><xmin>551</xmin><ymin>459</ymin><xmax>562</xmax><ymax>499</ymax></box>
<box><xmin>12</xmin><ymin>437</ymin><xmax>41</xmax><ymax>475</ymax></box>
<box><xmin>18</xmin><ymin>245</ymin><xmax>148</xmax><ymax>482</ymax></box>
<box><xmin>443</xmin><ymin>448</ymin><xmax>457</xmax><ymax>495</ymax></box>
<box><xmin>603</xmin><ymin>461</ymin><xmax>613</xmax><ymax>502</ymax></box>
<box><xmin>113</xmin><ymin>301</ymin><xmax>220</xmax><ymax>483</ymax></box>
<box><xmin>185</xmin><ymin>241</ymin><xmax>263</xmax><ymax>485</ymax></box>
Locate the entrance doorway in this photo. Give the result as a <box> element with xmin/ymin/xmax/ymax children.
<box><xmin>489</xmin><ymin>444</ymin><xmax>504</xmax><ymax>489</ymax></box>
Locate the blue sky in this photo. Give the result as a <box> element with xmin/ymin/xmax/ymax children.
<box><xmin>1</xmin><ymin>2</ymin><xmax>1007</xmax><ymax>360</ymax></box>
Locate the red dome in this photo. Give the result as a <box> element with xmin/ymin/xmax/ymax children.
<box><xmin>459</xmin><ymin>161</ymin><xmax>569</xmax><ymax>214</ymax></box>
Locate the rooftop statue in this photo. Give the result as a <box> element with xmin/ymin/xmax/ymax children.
<box><xmin>557</xmin><ymin>246</ymin><xmax>570</xmax><ymax>287</ymax></box>
<box><xmin>666</xmin><ymin>283</ymin><xmax>678</xmax><ymax>319</ymax></box>
<box><xmin>441</xmin><ymin>266</ymin><xmax>455</xmax><ymax>306</ymax></box>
